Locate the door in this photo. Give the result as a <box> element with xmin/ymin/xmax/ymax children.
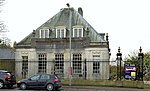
<box><xmin>38</xmin><ymin>74</ymin><xmax>50</xmax><ymax>87</ymax></box>
<box><xmin>27</xmin><ymin>75</ymin><xmax>40</xmax><ymax>87</ymax></box>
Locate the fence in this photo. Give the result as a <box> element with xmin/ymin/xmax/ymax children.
<box><xmin>0</xmin><ymin>59</ymin><xmax>149</xmax><ymax>81</ymax></box>
<box><xmin>15</xmin><ymin>59</ymin><xmax>110</xmax><ymax>80</ymax></box>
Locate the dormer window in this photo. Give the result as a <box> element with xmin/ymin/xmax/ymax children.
<box><xmin>56</xmin><ymin>27</ymin><xmax>66</xmax><ymax>38</ymax></box>
<box><xmin>73</xmin><ymin>26</ymin><xmax>83</xmax><ymax>37</ymax></box>
<box><xmin>39</xmin><ymin>29</ymin><xmax>49</xmax><ymax>38</ymax></box>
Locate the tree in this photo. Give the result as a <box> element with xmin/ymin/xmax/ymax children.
<box><xmin>0</xmin><ymin>0</ymin><xmax>11</xmax><ymax>45</ymax></box>
<box><xmin>124</xmin><ymin>51</ymin><xmax>139</xmax><ymax>65</ymax></box>
<box><xmin>124</xmin><ymin>51</ymin><xmax>150</xmax><ymax>80</ymax></box>
<box><xmin>0</xmin><ymin>0</ymin><xmax>5</xmax><ymax>31</ymax></box>
<box><xmin>143</xmin><ymin>52</ymin><xmax>150</xmax><ymax>80</ymax></box>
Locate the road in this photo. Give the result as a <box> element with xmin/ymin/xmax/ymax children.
<box><xmin>63</xmin><ymin>86</ymin><xmax>150</xmax><ymax>91</ymax></box>
<box><xmin>0</xmin><ymin>86</ymin><xmax>150</xmax><ymax>91</ymax></box>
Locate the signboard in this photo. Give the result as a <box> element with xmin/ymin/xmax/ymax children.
<box><xmin>124</xmin><ymin>65</ymin><xmax>136</xmax><ymax>79</ymax></box>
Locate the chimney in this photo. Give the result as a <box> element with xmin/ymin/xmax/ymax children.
<box><xmin>78</xmin><ymin>7</ymin><xmax>83</xmax><ymax>16</ymax></box>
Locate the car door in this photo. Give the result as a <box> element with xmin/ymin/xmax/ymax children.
<box><xmin>27</xmin><ymin>74</ymin><xmax>40</xmax><ymax>87</ymax></box>
<box><xmin>38</xmin><ymin>74</ymin><xmax>50</xmax><ymax>87</ymax></box>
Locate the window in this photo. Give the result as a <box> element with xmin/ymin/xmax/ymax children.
<box><xmin>40</xmin><ymin>75</ymin><xmax>50</xmax><ymax>80</ymax></box>
<box><xmin>39</xmin><ymin>29</ymin><xmax>49</xmax><ymax>38</ymax></box>
<box><xmin>55</xmin><ymin>53</ymin><xmax>64</xmax><ymax>74</ymax></box>
<box><xmin>56</xmin><ymin>28</ymin><xmax>66</xmax><ymax>38</ymax></box>
<box><xmin>38</xmin><ymin>53</ymin><xmax>47</xmax><ymax>73</ymax></box>
<box><xmin>30</xmin><ymin>75</ymin><xmax>40</xmax><ymax>80</ymax></box>
<box><xmin>72</xmin><ymin>53</ymin><xmax>82</xmax><ymax>74</ymax></box>
<box><xmin>22</xmin><ymin>56</ymin><xmax>28</xmax><ymax>78</ymax></box>
<box><xmin>73</xmin><ymin>28</ymin><xmax>83</xmax><ymax>37</ymax></box>
<box><xmin>93</xmin><ymin>55</ymin><xmax>100</xmax><ymax>74</ymax></box>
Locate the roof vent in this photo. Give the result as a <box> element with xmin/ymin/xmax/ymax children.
<box><xmin>78</xmin><ymin>7</ymin><xmax>83</xmax><ymax>16</ymax></box>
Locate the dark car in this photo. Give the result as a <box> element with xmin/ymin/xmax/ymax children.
<box><xmin>17</xmin><ymin>74</ymin><xmax>62</xmax><ymax>91</ymax></box>
<box><xmin>0</xmin><ymin>70</ymin><xmax>16</xmax><ymax>88</ymax></box>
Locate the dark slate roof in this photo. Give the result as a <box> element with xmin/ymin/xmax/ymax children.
<box><xmin>18</xmin><ymin>7</ymin><xmax>106</xmax><ymax>44</ymax></box>
<box><xmin>0</xmin><ymin>48</ymin><xmax>15</xmax><ymax>59</ymax></box>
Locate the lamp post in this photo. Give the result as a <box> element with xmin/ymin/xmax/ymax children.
<box><xmin>138</xmin><ymin>46</ymin><xmax>144</xmax><ymax>81</ymax></box>
<box><xmin>84</xmin><ymin>59</ymin><xmax>87</xmax><ymax>80</ymax></box>
<box><xmin>116</xmin><ymin>47</ymin><xmax>122</xmax><ymax>80</ymax></box>
<box><xmin>66</xmin><ymin>3</ymin><xmax>72</xmax><ymax>86</ymax></box>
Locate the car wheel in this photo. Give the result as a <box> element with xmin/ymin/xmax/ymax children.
<box><xmin>20</xmin><ymin>83</ymin><xmax>27</xmax><ymax>90</ymax></box>
<box><xmin>0</xmin><ymin>81</ymin><xmax>4</xmax><ymax>89</ymax></box>
<box><xmin>46</xmin><ymin>83</ymin><xmax>54</xmax><ymax>91</ymax></box>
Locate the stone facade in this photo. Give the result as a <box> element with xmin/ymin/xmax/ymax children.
<box><xmin>15</xmin><ymin>7</ymin><xmax>110</xmax><ymax>80</ymax></box>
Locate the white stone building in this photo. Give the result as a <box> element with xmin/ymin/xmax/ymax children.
<box><xmin>14</xmin><ymin>6</ymin><xmax>111</xmax><ymax>80</ymax></box>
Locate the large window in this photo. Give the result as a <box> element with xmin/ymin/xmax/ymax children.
<box><xmin>39</xmin><ymin>29</ymin><xmax>49</xmax><ymax>38</ymax></box>
<box><xmin>93</xmin><ymin>55</ymin><xmax>100</xmax><ymax>74</ymax></box>
<box><xmin>56</xmin><ymin>28</ymin><xmax>66</xmax><ymax>38</ymax></box>
<box><xmin>72</xmin><ymin>53</ymin><xmax>82</xmax><ymax>74</ymax></box>
<box><xmin>73</xmin><ymin>28</ymin><xmax>83</xmax><ymax>37</ymax></box>
<box><xmin>22</xmin><ymin>56</ymin><xmax>28</xmax><ymax>78</ymax></box>
<box><xmin>54</xmin><ymin>53</ymin><xmax>64</xmax><ymax>74</ymax></box>
<box><xmin>38</xmin><ymin>53</ymin><xmax>47</xmax><ymax>73</ymax></box>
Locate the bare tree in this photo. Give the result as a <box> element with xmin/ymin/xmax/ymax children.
<box><xmin>0</xmin><ymin>0</ymin><xmax>5</xmax><ymax>6</ymax></box>
<box><xmin>0</xmin><ymin>0</ymin><xmax>6</xmax><ymax>31</ymax></box>
<box><xmin>0</xmin><ymin>0</ymin><xmax>11</xmax><ymax>45</ymax></box>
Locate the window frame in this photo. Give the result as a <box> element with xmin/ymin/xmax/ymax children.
<box><xmin>39</xmin><ymin>29</ymin><xmax>49</xmax><ymax>38</ymax></box>
<box><xmin>22</xmin><ymin>56</ymin><xmax>28</xmax><ymax>78</ymax></box>
<box><xmin>54</xmin><ymin>53</ymin><xmax>64</xmax><ymax>74</ymax></box>
<box><xmin>72</xmin><ymin>53</ymin><xmax>82</xmax><ymax>74</ymax></box>
<box><xmin>93</xmin><ymin>55</ymin><xmax>100</xmax><ymax>74</ymax></box>
<box><xmin>38</xmin><ymin>53</ymin><xmax>47</xmax><ymax>73</ymax></box>
<box><xmin>73</xmin><ymin>26</ymin><xmax>83</xmax><ymax>38</ymax></box>
<box><xmin>56</xmin><ymin>27</ymin><xmax>66</xmax><ymax>38</ymax></box>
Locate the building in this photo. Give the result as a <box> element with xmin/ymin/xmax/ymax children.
<box><xmin>14</xmin><ymin>6</ymin><xmax>110</xmax><ymax>80</ymax></box>
<box><xmin>0</xmin><ymin>48</ymin><xmax>15</xmax><ymax>73</ymax></box>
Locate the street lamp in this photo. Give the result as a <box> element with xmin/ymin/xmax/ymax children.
<box><xmin>116</xmin><ymin>47</ymin><xmax>122</xmax><ymax>80</ymax></box>
<box><xmin>66</xmin><ymin>3</ymin><xmax>72</xmax><ymax>86</ymax></box>
<box><xmin>138</xmin><ymin>46</ymin><xmax>144</xmax><ymax>81</ymax></box>
<box><xmin>84</xmin><ymin>59</ymin><xmax>87</xmax><ymax>80</ymax></box>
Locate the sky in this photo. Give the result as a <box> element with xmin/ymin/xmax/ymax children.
<box><xmin>1</xmin><ymin>0</ymin><xmax>150</xmax><ymax>60</ymax></box>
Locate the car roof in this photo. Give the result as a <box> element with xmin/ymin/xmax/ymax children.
<box><xmin>37</xmin><ymin>73</ymin><xmax>54</xmax><ymax>76</ymax></box>
<box><xmin>0</xmin><ymin>70</ymin><xmax>8</xmax><ymax>72</ymax></box>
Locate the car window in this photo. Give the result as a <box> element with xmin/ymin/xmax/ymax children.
<box><xmin>40</xmin><ymin>75</ymin><xmax>49</xmax><ymax>80</ymax></box>
<box><xmin>5</xmin><ymin>72</ymin><xmax>11</xmax><ymax>76</ymax></box>
<box><xmin>50</xmin><ymin>75</ymin><xmax>58</xmax><ymax>80</ymax></box>
<box><xmin>30</xmin><ymin>75</ymin><xmax>40</xmax><ymax>80</ymax></box>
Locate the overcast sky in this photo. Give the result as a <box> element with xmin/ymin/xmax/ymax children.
<box><xmin>1</xmin><ymin>0</ymin><xmax>150</xmax><ymax>59</ymax></box>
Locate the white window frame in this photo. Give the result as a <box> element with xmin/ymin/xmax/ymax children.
<box><xmin>38</xmin><ymin>53</ymin><xmax>47</xmax><ymax>73</ymax></box>
<box><xmin>73</xmin><ymin>27</ymin><xmax>83</xmax><ymax>37</ymax></box>
<box><xmin>55</xmin><ymin>53</ymin><xmax>64</xmax><ymax>74</ymax></box>
<box><xmin>93</xmin><ymin>55</ymin><xmax>100</xmax><ymax>74</ymax></box>
<box><xmin>39</xmin><ymin>29</ymin><xmax>49</xmax><ymax>38</ymax></box>
<box><xmin>56</xmin><ymin>28</ymin><xmax>66</xmax><ymax>38</ymax></box>
<box><xmin>72</xmin><ymin>53</ymin><xmax>82</xmax><ymax>74</ymax></box>
<box><xmin>22</xmin><ymin>56</ymin><xmax>28</xmax><ymax>78</ymax></box>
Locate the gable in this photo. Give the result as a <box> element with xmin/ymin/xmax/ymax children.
<box><xmin>17</xmin><ymin>7</ymin><xmax>106</xmax><ymax>45</ymax></box>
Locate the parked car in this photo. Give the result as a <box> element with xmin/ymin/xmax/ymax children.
<box><xmin>17</xmin><ymin>73</ymin><xmax>62</xmax><ymax>91</ymax></box>
<box><xmin>0</xmin><ymin>70</ymin><xmax>16</xmax><ymax>88</ymax></box>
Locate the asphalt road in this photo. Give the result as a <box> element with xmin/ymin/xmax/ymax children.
<box><xmin>0</xmin><ymin>86</ymin><xmax>150</xmax><ymax>91</ymax></box>
<box><xmin>0</xmin><ymin>88</ymin><xmax>65</xmax><ymax>91</ymax></box>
